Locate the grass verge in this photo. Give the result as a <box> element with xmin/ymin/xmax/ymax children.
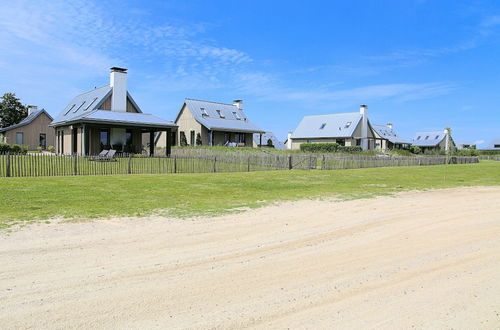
<box><xmin>0</xmin><ymin>161</ymin><xmax>499</xmax><ymax>228</ymax></box>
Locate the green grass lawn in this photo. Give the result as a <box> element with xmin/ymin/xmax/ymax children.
<box><xmin>0</xmin><ymin>161</ymin><xmax>499</xmax><ymax>228</ymax></box>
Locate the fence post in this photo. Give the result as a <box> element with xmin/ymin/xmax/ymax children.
<box><xmin>213</xmin><ymin>156</ymin><xmax>217</xmax><ymax>173</ymax></box>
<box><xmin>288</xmin><ymin>155</ymin><xmax>292</xmax><ymax>170</ymax></box>
<box><xmin>6</xmin><ymin>153</ymin><xmax>10</xmax><ymax>177</ymax></box>
<box><xmin>321</xmin><ymin>154</ymin><xmax>325</xmax><ymax>170</ymax></box>
<box><xmin>247</xmin><ymin>156</ymin><xmax>251</xmax><ymax>172</ymax></box>
<box><xmin>174</xmin><ymin>156</ymin><xmax>177</xmax><ymax>173</ymax></box>
<box><xmin>128</xmin><ymin>153</ymin><xmax>132</xmax><ymax>174</ymax></box>
<box><xmin>73</xmin><ymin>154</ymin><xmax>78</xmax><ymax>176</ymax></box>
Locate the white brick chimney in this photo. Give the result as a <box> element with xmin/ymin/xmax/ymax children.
<box><xmin>233</xmin><ymin>99</ymin><xmax>243</xmax><ymax>111</ymax></box>
<box><xmin>287</xmin><ymin>132</ymin><xmax>293</xmax><ymax>150</ymax></box>
<box><xmin>359</xmin><ymin>105</ymin><xmax>368</xmax><ymax>150</ymax></box>
<box><xmin>27</xmin><ymin>105</ymin><xmax>38</xmax><ymax>116</ymax></box>
<box><xmin>110</xmin><ymin>67</ymin><xmax>128</xmax><ymax>112</ymax></box>
<box><xmin>386</xmin><ymin>123</ymin><xmax>393</xmax><ymax>130</ymax></box>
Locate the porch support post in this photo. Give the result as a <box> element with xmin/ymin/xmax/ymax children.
<box><xmin>149</xmin><ymin>131</ymin><xmax>154</xmax><ymax>156</ymax></box>
<box><xmin>259</xmin><ymin>133</ymin><xmax>262</xmax><ymax>147</ymax></box>
<box><xmin>166</xmin><ymin>128</ymin><xmax>172</xmax><ymax>157</ymax></box>
<box><xmin>209</xmin><ymin>130</ymin><xmax>213</xmax><ymax>146</ymax></box>
<box><xmin>82</xmin><ymin>124</ymin><xmax>86</xmax><ymax>156</ymax></box>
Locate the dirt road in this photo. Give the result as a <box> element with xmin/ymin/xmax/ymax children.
<box><xmin>1</xmin><ymin>187</ymin><xmax>499</xmax><ymax>329</ymax></box>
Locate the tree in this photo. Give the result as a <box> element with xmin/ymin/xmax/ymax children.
<box><xmin>266</xmin><ymin>138</ymin><xmax>274</xmax><ymax>148</ymax></box>
<box><xmin>180</xmin><ymin>131</ymin><xmax>188</xmax><ymax>146</ymax></box>
<box><xmin>196</xmin><ymin>133</ymin><xmax>202</xmax><ymax>146</ymax></box>
<box><xmin>0</xmin><ymin>93</ymin><xmax>28</xmax><ymax>128</ymax></box>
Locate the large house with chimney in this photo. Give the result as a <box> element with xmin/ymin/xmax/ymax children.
<box><xmin>50</xmin><ymin>67</ymin><xmax>176</xmax><ymax>156</ymax></box>
<box><xmin>287</xmin><ymin>105</ymin><xmax>376</xmax><ymax>150</ymax></box>
<box><xmin>173</xmin><ymin>98</ymin><xmax>265</xmax><ymax>147</ymax></box>
<box><xmin>0</xmin><ymin>106</ymin><xmax>54</xmax><ymax>151</ymax></box>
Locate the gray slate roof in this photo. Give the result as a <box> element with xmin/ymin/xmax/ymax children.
<box><xmin>0</xmin><ymin>109</ymin><xmax>53</xmax><ymax>133</ymax></box>
<box><xmin>412</xmin><ymin>130</ymin><xmax>446</xmax><ymax>147</ymax></box>
<box><xmin>51</xmin><ymin>85</ymin><xmax>175</xmax><ymax>128</ymax></box>
<box><xmin>181</xmin><ymin>98</ymin><xmax>264</xmax><ymax>133</ymax></box>
<box><xmin>253</xmin><ymin>131</ymin><xmax>285</xmax><ymax>149</ymax></box>
<box><xmin>291</xmin><ymin>112</ymin><xmax>362</xmax><ymax>139</ymax></box>
<box><xmin>372</xmin><ymin>124</ymin><xmax>410</xmax><ymax>144</ymax></box>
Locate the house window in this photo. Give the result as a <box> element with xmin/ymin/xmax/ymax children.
<box><xmin>64</xmin><ymin>104</ymin><xmax>76</xmax><ymax>116</ymax></box>
<box><xmin>224</xmin><ymin>132</ymin><xmax>230</xmax><ymax>143</ymax></box>
<box><xmin>336</xmin><ymin>139</ymin><xmax>345</xmax><ymax>146</ymax></box>
<box><xmin>345</xmin><ymin>122</ymin><xmax>351</xmax><ymax>128</ymax></box>
<box><xmin>100</xmin><ymin>129</ymin><xmax>110</xmax><ymax>150</ymax></box>
<box><xmin>72</xmin><ymin>127</ymin><xmax>78</xmax><ymax>154</ymax></box>
<box><xmin>74</xmin><ymin>101</ymin><xmax>86</xmax><ymax>113</ymax></box>
<box><xmin>236</xmin><ymin>133</ymin><xmax>246</xmax><ymax>144</ymax></box>
<box><xmin>494</xmin><ymin>144</ymin><xmax>500</xmax><ymax>148</ymax></box>
<box><xmin>425</xmin><ymin>136</ymin><xmax>429</xmax><ymax>140</ymax></box>
<box><xmin>435</xmin><ymin>135</ymin><xmax>440</xmax><ymax>139</ymax></box>
<box><xmin>216</xmin><ymin>110</ymin><xmax>225</xmax><ymax>118</ymax></box>
<box><xmin>85</xmin><ymin>98</ymin><xmax>98</xmax><ymax>111</ymax></box>
<box><xmin>417</xmin><ymin>136</ymin><xmax>421</xmax><ymax>140</ymax></box>
<box><xmin>233</xmin><ymin>111</ymin><xmax>241</xmax><ymax>120</ymax></box>
<box><xmin>16</xmin><ymin>132</ymin><xmax>23</xmax><ymax>145</ymax></box>
<box><xmin>39</xmin><ymin>133</ymin><xmax>46</xmax><ymax>149</ymax></box>
<box><xmin>320</xmin><ymin>123</ymin><xmax>326</xmax><ymax>129</ymax></box>
<box><xmin>190</xmin><ymin>130</ymin><xmax>195</xmax><ymax>146</ymax></box>
<box><xmin>201</xmin><ymin>108</ymin><xmax>208</xmax><ymax>116</ymax></box>
<box><xmin>60</xmin><ymin>131</ymin><xmax>64</xmax><ymax>154</ymax></box>
<box><xmin>125</xmin><ymin>129</ymin><xmax>133</xmax><ymax>146</ymax></box>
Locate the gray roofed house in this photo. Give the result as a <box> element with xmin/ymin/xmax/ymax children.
<box><xmin>253</xmin><ymin>131</ymin><xmax>285</xmax><ymax>149</ymax></box>
<box><xmin>0</xmin><ymin>106</ymin><xmax>55</xmax><ymax>151</ymax></box>
<box><xmin>371</xmin><ymin>124</ymin><xmax>410</xmax><ymax>150</ymax></box>
<box><xmin>288</xmin><ymin>105</ymin><xmax>376</xmax><ymax>150</ymax></box>
<box><xmin>485</xmin><ymin>138</ymin><xmax>500</xmax><ymax>150</ymax></box>
<box><xmin>51</xmin><ymin>67</ymin><xmax>176</xmax><ymax>156</ymax></box>
<box><xmin>174</xmin><ymin>98</ymin><xmax>264</xmax><ymax>147</ymax></box>
<box><xmin>412</xmin><ymin>129</ymin><xmax>456</xmax><ymax>152</ymax></box>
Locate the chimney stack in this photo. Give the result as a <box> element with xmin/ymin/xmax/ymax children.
<box><xmin>233</xmin><ymin>99</ymin><xmax>243</xmax><ymax>111</ymax></box>
<box><xmin>287</xmin><ymin>132</ymin><xmax>293</xmax><ymax>150</ymax></box>
<box><xmin>27</xmin><ymin>105</ymin><xmax>38</xmax><ymax>116</ymax></box>
<box><xmin>359</xmin><ymin>105</ymin><xmax>368</xmax><ymax>151</ymax></box>
<box><xmin>386</xmin><ymin>123</ymin><xmax>393</xmax><ymax>130</ymax></box>
<box><xmin>110</xmin><ymin>67</ymin><xmax>128</xmax><ymax>112</ymax></box>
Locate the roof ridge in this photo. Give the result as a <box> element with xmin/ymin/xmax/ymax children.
<box><xmin>185</xmin><ymin>98</ymin><xmax>237</xmax><ymax>107</ymax></box>
<box><xmin>303</xmin><ymin>112</ymin><xmax>360</xmax><ymax>118</ymax></box>
<box><xmin>74</xmin><ymin>84</ymin><xmax>110</xmax><ymax>98</ymax></box>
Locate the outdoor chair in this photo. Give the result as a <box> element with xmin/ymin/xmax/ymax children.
<box><xmin>94</xmin><ymin>149</ymin><xmax>117</xmax><ymax>162</ymax></box>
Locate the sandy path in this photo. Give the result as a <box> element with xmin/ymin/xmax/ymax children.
<box><xmin>1</xmin><ymin>187</ymin><xmax>499</xmax><ymax>329</ymax></box>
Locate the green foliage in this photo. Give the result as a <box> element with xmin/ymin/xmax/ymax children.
<box><xmin>389</xmin><ymin>149</ymin><xmax>413</xmax><ymax>157</ymax></box>
<box><xmin>0</xmin><ymin>161</ymin><xmax>498</xmax><ymax>227</ymax></box>
<box><xmin>180</xmin><ymin>132</ymin><xmax>188</xmax><ymax>146</ymax></box>
<box><xmin>410</xmin><ymin>146</ymin><xmax>421</xmax><ymax>154</ymax></box>
<box><xmin>196</xmin><ymin>133</ymin><xmax>202</xmax><ymax>146</ymax></box>
<box><xmin>0</xmin><ymin>143</ymin><xmax>28</xmax><ymax>154</ymax></box>
<box><xmin>300</xmin><ymin>143</ymin><xmax>362</xmax><ymax>153</ymax></box>
<box><xmin>112</xmin><ymin>143</ymin><xmax>123</xmax><ymax>152</ymax></box>
<box><xmin>0</xmin><ymin>93</ymin><xmax>28</xmax><ymax>128</ymax></box>
<box><xmin>47</xmin><ymin>145</ymin><xmax>55</xmax><ymax>153</ymax></box>
<box><xmin>37</xmin><ymin>146</ymin><xmax>43</xmax><ymax>152</ymax></box>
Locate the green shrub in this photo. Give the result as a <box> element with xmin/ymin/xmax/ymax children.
<box><xmin>180</xmin><ymin>132</ymin><xmax>188</xmax><ymax>146</ymax></box>
<box><xmin>338</xmin><ymin>146</ymin><xmax>362</xmax><ymax>153</ymax></box>
<box><xmin>0</xmin><ymin>143</ymin><xmax>10</xmax><ymax>153</ymax></box>
<box><xmin>47</xmin><ymin>145</ymin><xmax>55</xmax><ymax>153</ymax></box>
<box><xmin>300</xmin><ymin>143</ymin><xmax>339</xmax><ymax>153</ymax></box>
<box><xmin>196</xmin><ymin>133</ymin><xmax>202</xmax><ymax>146</ymax></box>
<box><xmin>410</xmin><ymin>146</ymin><xmax>421</xmax><ymax>154</ymax></box>
<box><xmin>10</xmin><ymin>144</ymin><xmax>22</xmax><ymax>153</ymax></box>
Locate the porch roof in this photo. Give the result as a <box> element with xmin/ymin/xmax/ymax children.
<box><xmin>50</xmin><ymin>110</ymin><xmax>177</xmax><ymax>130</ymax></box>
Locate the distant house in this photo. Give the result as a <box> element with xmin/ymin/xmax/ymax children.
<box><xmin>458</xmin><ymin>142</ymin><xmax>476</xmax><ymax>149</ymax></box>
<box><xmin>0</xmin><ymin>106</ymin><xmax>54</xmax><ymax>150</ymax></box>
<box><xmin>173</xmin><ymin>98</ymin><xmax>265</xmax><ymax>147</ymax></box>
<box><xmin>485</xmin><ymin>139</ymin><xmax>500</xmax><ymax>150</ymax></box>
<box><xmin>50</xmin><ymin>67</ymin><xmax>176</xmax><ymax>156</ymax></box>
<box><xmin>412</xmin><ymin>129</ymin><xmax>456</xmax><ymax>152</ymax></box>
<box><xmin>253</xmin><ymin>131</ymin><xmax>285</xmax><ymax>149</ymax></box>
<box><xmin>372</xmin><ymin>123</ymin><xmax>410</xmax><ymax>151</ymax></box>
<box><xmin>287</xmin><ymin>105</ymin><xmax>376</xmax><ymax>150</ymax></box>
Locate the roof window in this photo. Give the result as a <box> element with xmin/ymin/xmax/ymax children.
<box><xmin>425</xmin><ymin>136</ymin><xmax>430</xmax><ymax>140</ymax></box>
<box><xmin>64</xmin><ymin>104</ymin><xmax>76</xmax><ymax>116</ymax></box>
<box><xmin>320</xmin><ymin>123</ymin><xmax>326</xmax><ymax>129</ymax></box>
<box><xmin>233</xmin><ymin>111</ymin><xmax>241</xmax><ymax>120</ymax></box>
<box><xmin>435</xmin><ymin>135</ymin><xmax>439</xmax><ymax>139</ymax></box>
<box><xmin>216</xmin><ymin>110</ymin><xmax>225</xmax><ymax>118</ymax></box>
<box><xmin>417</xmin><ymin>136</ymin><xmax>421</xmax><ymax>140</ymax></box>
<box><xmin>74</xmin><ymin>101</ymin><xmax>86</xmax><ymax>113</ymax></box>
<box><xmin>85</xmin><ymin>97</ymin><xmax>98</xmax><ymax>111</ymax></box>
<box><xmin>345</xmin><ymin>122</ymin><xmax>352</xmax><ymax>128</ymax></box>
<box><xmin>201</xmin><ymin>108</ymin><xmax>208</xmax><ymax>116</ymax></box>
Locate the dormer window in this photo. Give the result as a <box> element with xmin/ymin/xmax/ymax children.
<box><xmin>345</xmin><ymin>122</ymin><xmax>351</xmax><ymax>128</ymax></box>
<box><xmin>201</xmin><ymin>108</ymin><xmax>208</xmax><ymax>116</ymax></box>
<box><xmin>320</xmin><ymin>123</ymin><xmax>326</xmax><ymax>129</ymax></box>
<box><xmin>233</xmin><ymin>111</ymin><xmax>241</xmax><ymax>120</ymax></box>
<box><xmin>425</xmin><ymin>136</ymin><xmax>429</xmax><ymax>140</ymax></box>
<box><xmin>216</xmin><ymin>110</ymin><xmax>225</xmax><ymax>118</ymax></box>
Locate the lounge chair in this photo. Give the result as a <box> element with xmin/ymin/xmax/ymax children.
<box><xmin>94</xmin><ymin>149</ymin><xmax>117</xmax><ymax>162</ymax></box>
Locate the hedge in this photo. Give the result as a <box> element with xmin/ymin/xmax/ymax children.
<box><xmin>0</xmin><ymin>143</ymin><xmax>29</xmax><ymax>154</ymax></box>
<box><xmin>300</xmin><ymin>143</ymin><xmax>362</xmax><ymax>153</ymax></box>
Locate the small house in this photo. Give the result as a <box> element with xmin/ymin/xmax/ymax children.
<box><xmin>412</xmin><ymin>129</ymin><xmax>456</xmax><ymax>152</ymax></box>
<box><xmin>372</xmin><ymin>123</ymin><xmax>410</xmax><ymax>151</ymax></box>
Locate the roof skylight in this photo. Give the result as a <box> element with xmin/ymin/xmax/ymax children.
<box><xmin>435</xmin><ymin>135</ymin><xmax>439</xmax><ymax>139</ymax></box>
<box><xmin>64</xmin><ymin>104</ymin><xmax>76</xmax><ymax>116</ymax></box>
<box><xmin>425</xmin><ymin>136</ymin><xmax>429</xmax><ymax>140</ymax></box>
<box><xmin>74</xmin><ymin>101</ymin><xmax>86</xmax><ymax>113</ymax></box>
<box><xmin>320</xmin><ymin>123</ymin><xmax>326</xmax><ymax>129</ymax></box>
<box><xmin>345</xmin><ymin>122</ymin><xmax>352</xmax><ymax>128</ymax></box>
<box><xmin>417</xmin><ymin>136</ymin><xmax>421</xmax><ymax>140</ymax></box>
<box><xmin>201</xmin><ymin>108</ymin><xmax>208</xmax><ymax>116</ymax></box>
<box><xmin>85</xmin><ymin>97</ymin><xmax>98</xmax><ymax>111</ymax></box>
<box><xmin>233</xmin><ymin>111</ymin><xmax>241</xmax><ymax>120</ymax></box>
<box><xmin>216</xmin><ymin>110</ymin><xmax>225</xmax><ymax>118</ymax></box>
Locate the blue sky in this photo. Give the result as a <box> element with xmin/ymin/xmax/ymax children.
<box><xmin>0</xmin><ymin>0</ymin><xmax>499</xmax><ymax>147</ymax></box>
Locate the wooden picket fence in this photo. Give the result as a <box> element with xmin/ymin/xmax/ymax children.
<box><xmin>0</xmin><ymin>152</ymin><xmax>479</xmax><ymax>178</ymax></box>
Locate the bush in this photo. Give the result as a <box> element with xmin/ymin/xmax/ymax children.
<box><xmin>266</xmin><ymin>138</ymin><xmax>274</xmax><ymax>148</ymax></box>
<box><xmin>0</xmin><ymin>143</ymin><xmax>10</xmax><ymax>153</ymax></box>
<box><xmin>300</xmin><ymin>143</ymin><xmax>362</xmax><ymax>153</ymax></box>
<box><xmin>410</xmin><ymin>146</ymin><xmax>421</xmax><ymax>154</ymax></box>
<box><xmin>196</xmin><ymin>133</ymin><xmax>202</xmax><ymax>146</ymax></box>
<box><xmin>47</xmin><ymin>145</ymin><xmax>55</xmax><ymax>153</ymax></box>
<box><xmin>0</xmin><ymin>143</ymin><xmax>27</xmax><ymax>154</ymax></box>
<box><xmin>112</xmin><ymin>143</ymin><xmax>123</xmax><ymax>151</ymax></box>
<box><xmin>180</xmin><ymin>132</ymin><xmax>188</xmax><ymax>146</ymax></box>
